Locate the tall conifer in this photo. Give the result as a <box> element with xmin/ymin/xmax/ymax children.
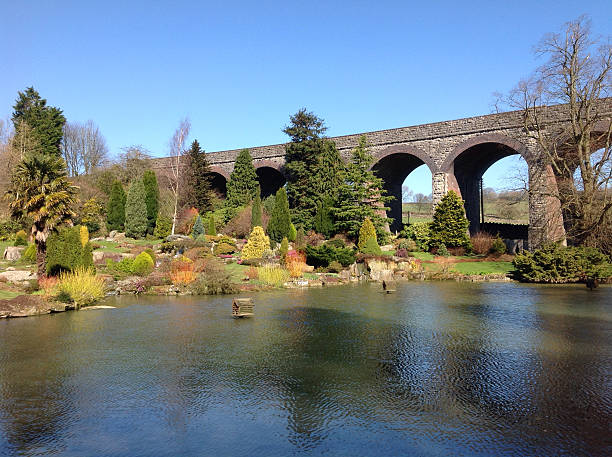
<box><xmin>184</xmin><ymin>140</ymin><xmax>214</xmax><ymax>213</ymax></box>
<box><xmin>267</xmin><ymin>187</ymin><xmax>291</xmax><ymax>242</ymax></box>
<box><xmin>125</xmin><ymin>179</ymin><xmax>148</xmax><ymax>239</ymax></box>
<box><xmin>251</xmin><ymin>186</ymin><xmax>263</xmax><ymax>229</ymax></box>
<box><xmin>106</xmin><ymin>180</ymin><xmax>126</xmax><ymax>231</ymax></box>
<box><xmin>142</xmin><ymin>170</ymin><xmax>159</xmax><ymax>234</ymax></box>
<box><xmin>226</xmin><ymin>149</ymin><xmax>258</xmax><ymax>208</ymax></box>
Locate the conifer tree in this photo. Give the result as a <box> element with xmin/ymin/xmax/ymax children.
<box><xmin>429</xmin><ymin>190</ymin><xmax>472</xmax><ymax>249</ymax></box>
<box><xmin>268</xmin><ymin>187</ymin><xmax>291</xmax><ymax>242</ymax></box>
<box><xmin>279</xmin><ymin>237</ymin><xmax>289</xmax><ymax>264</ymax></box>
<box><xmin>332</xmin><ymin>136</ymin><xmax>392</xmax><ymax>241</ymax></box>
<box><xmin>142</xmin><ymin>170</ymin><xmax>159</xmax><ymax>234</ymax></box>
<box><xmin>207</xmin><ymin>213</ymin><xmax>216</xmax><ymax>236</ymax></box>
<box><xmin>184</xmin><ymin>139</ymin><xmax>214</xmax><ymax>213</ymax></box>
<box><xmin>241</xmin><ymin>226</ymin><xmax>270</xmax><ymax>259</ymax></box>
<box><xmin>251</xmin><ymin>186</ymin><xmax>263</xmax><ymax>229</ymax></box>
<box><xmin>154</xmin><ymin>213</ymin><xmax>172</xmax><ymax>238</ymax></box>
<box><xmin>314</xmin><ymin>196</ymin><xmax>334</xmax><ymax>238</ymax></box>
<box><xmin>106</xmin><ymin>180</ymin><xmax>126</xmax><ymax>231</ymax></box>
<box><xmin>226</xmin><ymin>149</ymin><xmax>258</xmax><ymax>208</ymax></box>
<box><xmin>124</xmin><ymin>179</ymin><xmax>148</xmax><ymax>239</ymax></box>
<box><xmin>358</xmin><ymin>217</ymin><xmax>378</xmax><ymax>253</ymax></box>
<box><xmin>288</xmin><ymin>223</ymin><xmax>297</xmax><ymax>242</ymax></box>
<box><xmin>191</xmin><ymin>214</ymin><xmax>204</xmax><ymax>239</ymax></box>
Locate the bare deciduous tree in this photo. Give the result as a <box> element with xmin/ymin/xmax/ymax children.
<box><xmin>60</xmin><ymin>120</ymin><xmax>108</xmax><ymax>176</ymax></box>
<box><xmin>499</xmin><ymin>16</ymin><xmax>612</xmax><ymax>251</ymax></box>
<box><xmin>168</xmin><ymin>118</ymin><xmax>191</xmax><ymax>235</ymax></box>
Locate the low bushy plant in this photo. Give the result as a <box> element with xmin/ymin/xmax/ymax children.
<box><xmin>357</xmin><ymin>217</ymin><xmax>377</xmax><ymax>253</ymax></box>
<box><xmin>0</xmin><ymin>219</ymin><xmax>23</xmax><ymax>241</ymax></box>
<box><xmin>191</xmin><ymin>215</ymin><xmax>205</xmax><ymax>239</ymax></box>
<box><xmin>490</xmin><ymin>236</ymin><xmax>506</xmax><ymax>256</ymax></box>
<box><xmin>47</xmin><ymin>227</ymin><xmax>94</xmax><ymax>276</ymax></box>
<box><xmin>153</xmin><ymin>214</ymin><xmax>172</xmax><ymax>238</ymax></box>
<box><xmin>403</xmin><ymin>222</ymin><xmax>431</xmax><ymax>251</ymax></box>
<box><xmin>170</xmin><ymin>256</ymin><xmax>196</xmax><ymax>285</ymax></box>
<box><xmin>57</xmin><ymin>267</ymin><xmax>105</xmax><ymax>307</ymax></box>
<box><xmin>80</xmin><ymin>225</ymin><xmax>89</xmax><ymax>247</ymax></box>
<box><xmin>327</xmin><ymin>260</ymin><xmax>343</xmax><ymax>273</ymax></box>
<box><xmin>109</xmin><ymin>257</ymin><xmax>135</xmax><ymax>274</ymax></box>
<box><xmin>397</xmin><ymin>238</ymin><xmax>417</xmax><ymax>252</ymax></box>
<box><xmin>471</xmin><ymin>232</ymin><xmax>495</xmax><ymax>255</ymax></box>
<box><xmin>132</xmin><ymin>252</ymin><xmax>154</xmax><ymax>276</ymax></box>
<box><xmin>435</xmin><ymin>243</ymin><xmax>450</xmax><ymax>257</ymax></box>
<box><xmin>214</xmin><ymin>242</ymin><xmax>236</xmax><ymax>256</ymax></box>
<box><xmin>361</xmin><ymin>236</ymin><xmax>382</xmax><ymax>255</ymax></box>
<box><xmin>143</xmin><ymin>248</ymin><xmax>156</xmax><ymax>264</ymax></box>
<box><xmin>14</xmin><ymin>230</ymin><xmax>28</xmax><ymax>246</ymax></box>
<box><xmin>191</xmin><ymin>259</ymin><xmax>236</xmax><ymax>294</ymax></box>
<box><xmin>305</xmin><ymin>243</ymin><xmax>356</xmax><ymax>268</ymax></box>
<box><xmin>279</xmin><ymin>237</ymin><xmax>289</xmax><ymax>264</ymax></box>
<box><xmin>395</xmin><ymin>248</ymin><xmax>409</xmax><ymax>258</ymax></box>
<box><xmin>257</xmin><ymin>264</ymin><xmax>290</xmax><ymax>286</ymax></box>
<box><xmin>22</xmin><ymin>244</ymin><xmax>36</xmax><ymax>262</ymax></box>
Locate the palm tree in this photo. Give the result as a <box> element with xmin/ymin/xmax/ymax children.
<box><xmin>5</xmin><ymin>153</ymin><xmax>78</xmax><ymax>277</ymax></box>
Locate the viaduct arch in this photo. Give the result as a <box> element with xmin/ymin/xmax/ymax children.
<box><xmin>152</xmin><ymin>100</ymin><xmax>612</xmax><ymax>249</ymax></box>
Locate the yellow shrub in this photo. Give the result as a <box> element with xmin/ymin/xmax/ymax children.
<box><xmin>58</xmin><ymin>267</ymin><xmax>105</xmax><ymax>307</ymax></box>
<box><xmin>80</xmin><ymin>225</ymin><xmax>89</xmax><ymax>247</ymax></box>
<box><xmin>257</xmin><ymin>264</ymin><xmax>290</xmax><ymax>286</ymax></box>
<box><xmin>288</xmin><ymin>261</ymin><xmax>306</xmax><ymax>278</ymax></box>
<box><xmin>39</xmin><ymin>276</ymin><xmax>59</xmax><ymax>299</ymax></box>
<box><xmin>241</xmin><ymin>226</ymin><xmax>270</xmax><ymax>260</ymax></box>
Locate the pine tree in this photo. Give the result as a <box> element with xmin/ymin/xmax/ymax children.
<box><xmin>314</xmin><ymin>140</ymin><xmax>344</xmax><ymax>200</ymax></box>
<box><xmin>125</xmin><ymin>179</ymin><xmax>148</xmax><ymax>239</ymax></box>
<box><xmin>314</xmin><ymin>196</ymin><xmax>334</xmax><ymax>238</ymax></box>
<box><xmin>106</xmin><ymin>180</ymin><xmax>126</xmax><ymax>231</ymax></box>
<box><xmin>268</xmin><ymin>187</ymin><xmax>291</xmax><ymax>242</ymax></box>
<box><xmin>332</xmin><ymin>136</ymin><xmax>392</xmax><ymax>241</ymax></box>
<box><xmin>226</xmin><ymin>149</ymin><xmax>258</xmax><ymax>208</ymax></box>
<box><xmin>358</xmin><ymin>217</ymin><xmax>378</xmax><ymax>253</ymax></box>
<box><xmin>142</xmin><ymin>170</ymin><xmax>159</xmax><ymax>235</ymax></box>
<box><xmin>184</xmin><ymin>139</ymin><xmax>214</xmax><ymax>213</ymax></box>
<box><xmin>11</xmin><ymin>87</ymin><xmax>65</xmax><ymax>157</ymax></box>
<box><xmin>191</xmin><ymin>215</ymin><xmax>204</xmax><ymax>239</ymax></box>
<box><xmin>284</xmin><ymin>109</ymin><xmax>332</xmax><ymax>229</ymax></box>
<box><xmin>251</xmin><ymin>186</ymin><xmax>263</xmax><ymax>229</ymax></box>
<box><xmin>429</xmin><ymin>190</ymin><xmax>472</xmax><ymax>249</ymax></box>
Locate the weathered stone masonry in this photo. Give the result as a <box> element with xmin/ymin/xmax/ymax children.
<box><xmin>152</xmin><ymin>101</ymin><xmax>612</xmax><ymax>249</ymax></box>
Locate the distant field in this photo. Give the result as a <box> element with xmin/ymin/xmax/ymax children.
<box><xmin>402</xmin><ymin>200</ymin><xmax>528</xmax><ymax>225</ymax></box>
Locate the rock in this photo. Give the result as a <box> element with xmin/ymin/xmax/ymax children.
<box><xmin>0</xmin><ymin>295</ymin><xmax>58</xmax><ymax>318</ymax></box>
<box><xmin>303</xmin><ymin>265</ymin><xmax>314</xmax><ymax>272</ymax></box>
<box><xmin>0</xmin><ymin>270</ymin><xmax>37</xmax><ymax>283</ymax></box>
<box><xmin>114</xmin><ymin>232</ymin><xmax>126</xmax><ymax>242</ymax></box>
<box><xmin>365</xmin><ymin>258</ymin><xmax>397</xmax><ymax>282</ymax></box>
<box><xmin>108</xmin><ymin>230</ymin><xmax>117</xmax><ymax>239</ymax></box>
<box><xmin>3</xmin><ymin>246</ymin><xmax>25</xmax><ymax>261</ymax></box>
<box><xmin>93</xmin><ymin>251</ymin><xmax>106</xmax><ymax>262</ymax></box>
<box><xmin>166</xmin><ymin>234</ymin><xmax>191</xmax><ymax>242</ymax></box>
<box><xmin>380</xmin><ymin>244</ymin><xmax>395</xmax><ymax>252</ymax></box>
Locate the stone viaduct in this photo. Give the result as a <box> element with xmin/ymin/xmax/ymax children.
<box><xmin>152</xmin><ymin>101</ymin><xmax>612</xmax><ymax>249</ymax></box>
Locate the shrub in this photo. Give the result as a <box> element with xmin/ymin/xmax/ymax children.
<box><xmin>395</xmin><ymin>248</ymin><xmax>409</xmax><ymax>258</ymax></box>
<box><xmin>0</xmin><ymin>219</ymin><xmax>23</xmax><ymax>241</ymax></box>
<box><xmin>47</xmin><ymin>227</ymin><xmax>93</xmax><ymax>276</ymax></box>
<box><xmin>81</xmin><ymin>198</ymin><xmax>104</xmax><ymax>234</ymax></box>
<box><xmin>471</xmin><ymin>232</ymin><xmax>495</xmax><ymax>255</ymax></box>
<box><xmin>223</xmin><ymin>205</ymin><xmax>252</xmax><ymax>238</ymax></box>
<box><xmin>22</xmin><ymin>244</ymin><xmax>36</xmax><ymax>262</ymax></box>
<box><xmin>257</xmin><ymin>264</ymin><xmax>290</xmax><ymax>286</ymax></box>
<box><xmin>288</xmin><ymin>261</ymin><xmax>306</xmax><ymax>278</ymax></box>
<box><xmin>142</xmin><ymin>169</ymin><xmax>160</xmax><ymax>234</ymax></box>
<box><xmin>429</xmin><ymin>190</ymin><xmax>471</xmax><ymax>249</ymax></box>
<box><xmin>357</xmin><ymin>217</ymin><xmax>377</xmax><ymax>253</ymax></box>
<box><xmin>196</xmin><ymin>259</ymin><xmax>236</xmax><ymax>294</ymax></box>
<box><xmin>106</xmin><ymin>180</ymin><xmax>126</xmax><ymax>231</ymax></box>
<box><xmin>191</xmin><ymin>215</ymin><xmax>205</xmax><ymax>239</ymax></box>
<box><xmin>361</xmin><ymin>236</ymin><xmax>382</xmax><ymax>255</ymax></box>
<box><xmin>267</xmin><ymin>188</ymin><xmax>291</xmax><ymax>242</ymax></box>
<box><xmin>79</xmin><ymin>225</ymin><xmax>89</xmax><ymax>247</ymax></box>
<box><xmin>327</xmin><ymin>260</ymin><xmax>343</xmax><ymax>273</ymax></box>
<box><xmin>159</xmin><ymin>241</ymin><xmax>175</xmax><ymax>254</ymax></box>
<box><xmin>109</xmin><ymin>257</ymin><xmax>135</xmax><ymax>274</ymax></box>
<box><xmin>295</xmin><ymin>226</ymin><xmax>306</xmax><ymax>250</ymax></box>
<box><xmin>14</xmin><ymin>230</ymin><xmax>28</xmax><ymax>246</ymax></box>
<box><xmin>251</xmin><ymin>192</ymin><xmax>263</xmax><ymax>230</ymax></box>
<box><xmin>206</xmin><ymin>213</ymin><xmax>217</xmax><ymax>236</ymax></box>
<box><xmin>132</xmin><ymin>252</ymin><xmax>154</xmax><ymax>276</ymax></box>
<box><xmin>435</xmin><ymin>243</ymin><xmax>450</xmax><ymax>257</ymax></box>
<box><xmin>39</xmin><ymin>276</ymin><xmax>59</xmax><ymax>299</ymax></box>
<box><xmin>170</xmin><ymin>256</ymin><xmax>196</xmax><ymax>285</ymax></box>
<box><xmin>143</xmin><ymin>248</ymin><xmax>156</xmax><ymax>265</ymax></box>
<box><xmin>513</xmin><ymin>243</ymin><xmax>611</xmax><ymax>283</ymax></box>
<box><xmin>214</xmin><ymin>242</ymin><xmax>236</xmax><ymax>256</ymax></box>
<box><xmin>279</xmin><ymin>237</ymin><xmax>289</xmax><ymax>264</ymax></box>
<box><xmin>241</xmin><ymin>226</ymin><xmax>270</xmax><ymax>260</ymax></box>
<box><xmin>246</xmin><ymin>265</ymin><xmax>258</xmax><ymax>279</ymax></box>
<box><xmin>490</xmin><ymin>236</ymin><xmax>506</xmax><ymax>256</ymax></box>
<box><xmin>397</xmin><ymin>238</ymin><xmax>417</xmax><ymax>252</ymax></box>
<box><xmin>403</xmin><ymin>222</ymin><xmax>431</xmax><ymax>251</ymax></box>
<box><xmin>288</xmin><ymin>223</ymin><xmax>297</xmax><ymax>242</ymax></box>
<box><xmin>305</xmin><ymin>244</ymin><xmax>356</xmax><ymax>268</ymax></box>
<box><xmin>57</xmin><ymin>267</ymin><xmax>105</xmax><ymax>307</ymax></box>
<box><xmin>153</xmin><ymin>214</ymin><xmax>172</xmax><ymax>238</ymax></box>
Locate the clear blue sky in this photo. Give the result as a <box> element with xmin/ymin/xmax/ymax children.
<box><xmin>2</xmin><ymin>1</ymin><xmax>610</xmax><ymax>195</ymax></box>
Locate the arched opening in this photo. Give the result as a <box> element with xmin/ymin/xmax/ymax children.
<box><xmin>451</xmin><ymin>142</ymin><xmax>524</xmax><ymax>235</ymax></box>
<box><xmin>480</xmin><ymin>156</ymin><xmax>529</xmax><ymax>224</ymax></box>
<box><xmin>400</xmin><ymin>164</ymin><xmax>433</xmax><ymax>225</ymax></box>
<box><xmin>256</xmin><ymin>166</ymin><xmax>286</xmax><ymax>198</ymax></box>
<box><xmin>372</xmin><ymin>153</ymin><xmax>432</xmax><ymax>232</ymax></box>
<box><xmin>209</xmin><ymin>172</ymin><xmax>227</xmax><ymax>199</ymax></box>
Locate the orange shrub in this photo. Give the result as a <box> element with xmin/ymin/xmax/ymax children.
<box><xmin>170</xmin><ymin>256</ymin><xmax>196</xmax><ymax>285</ymax></box>
<box><xmin>288</xmin><ymin>261</ymin><xmax>306</xmax><ymax>278</ymax></box>
<box><xmin>247</xmin><ymin>265</ymin><xmax>258</xmax><ymax>280</ymax></box>
<box><xmin>471</xmin><ymin>232</ymin><xmax>495</xmax><ymax>255</ymax></box>
<box><xmin>39</xmin><ymin>276</ymin><xmax>59</xmax><ymax>298</ymax></box>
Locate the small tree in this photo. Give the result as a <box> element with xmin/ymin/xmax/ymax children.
<box><xmin>314</xmin><ymin>196</ymin><xmax>334</xmax><ymax>238</ymax></box>
<box><xmin>142</xmin><ymin>169</ymin><xmax>159</xmax><ymax>235</ymax></box>
<box><xmin>288</xmin><ymin>223</ymin><xmax>297</xmax><ymax>242</ymax></box>
<box><xmin>168</xmin><ymin>118</ymin><xmax>191</xmax><ymax>235</ymax></box>
<box><xmin>106</xmin><ymin>180</ymin><xmax>126</xmax><ymax>231</ymax></box>
<box><xmin>241</xmin><ymin>226</ymin><xmax>270</xmax><ymax>259</ymax></box>
<box><xmin>81</xmin><ymin>198</ymin><xmax>104</xmax><ymax>234</ymax></box>
<box><xmin>207</xmin><ymin>213</ymin><xmax>216</xmax><ymax>236</ymax></box>
<box><xmin>191</xmin><ymin>215</ymin><xmax>204</xmax><ymax>239</ymax></box>
<box><xmin>125</xmin><ymin>179</ymin><xmax>148</xmax><ymax>239</ymax></box>
<box><xmin>184</xmin><ymin>139</ymin><xmax>214</xmax><ymax>213</ymax></box>
<box><xmin>226</xmin><ymin>149</ymin><xmax>258</xmax><ymax>208</ymax></box>
<box><xmin>358</xmin><ymin>217</ymin><xmax>378</xmax><ymax>253</ymax></box>
<box><xmin>279</xmin><ymin>237</ymin><xmax>289</xmax><ymax>264</ymax></box>
<box><xmin>251</xmin><ymin>187</ymin><xmax>263</xmax><ymax>229</ymax></box>
<box><xmin>429</xmin><ymin>190</ymin><xmax>471</xmax><ymax>249</ymax></box>
<box><xmin>154</xmin><ymin>213</ymin><xmax>172</xmax><ymax>238</ymax></box>
<box><xmin>268</xmin><ymin>187</ymin><xmax>291</xmax><ymax>242</ymax></box>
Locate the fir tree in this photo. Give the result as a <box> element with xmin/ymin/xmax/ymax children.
<box><xmin>191</xmin><ymin>215</ymin><xmax>204</xmax><ymax>239</ymax></box>
<box><xmin>314</xmin><ymin>140</ymin><xmax>344</xmax><ymax>200</ymax></box>
<box><xmin>429</xmin><ymin>190</ymin><xmax>472</xmax><ymax>249</ymax></box>
<box><xmin>184</xmin><ymin>140</ymin><xmax>214</xmax><ymax>213</ymax></box>
<box><xmin>268</xmin><ymin>187</ymin><xmax>291</xmax><ymax>242</ymax></box>
<box><xmin>295</xmin><ymin>226</ymin><xmax>306</xmax><ymax>250</ymax></box>
<box><xmin>251</xmin><ymin>186</ymin><xmax>263</xmax><ymax>229</ymax></box>
<box><xmin>142</xmin><ymin>170</ymin><xmax>159</xmax><ymax>234</ymax></box>
<box><xmin>358</xmin><ymin>217</ymin><xmax>378</xmax><ymax>253</ymax></box>
<box><xmin>332</xmin><ymin>136</ymin><xmax>392</xmax><ymax>241</ymax></box>
<box><xmin>314</xmin><ymin>196</ymin><xmax>334</xmax><ymax>238</ymax></box>
<box><xmin>226</xmin><ymin>149</ymin><xmax>258</xmax><ymax>208</ymax></box>
<box><xmin>124</xmin><ymin>179</ymin><xmax>148</xmax><ymax>239</ymax></box>
<box><xmin>106</xmin><ymin>180</ymin><xmax>126</xmax><ymax>231</ymax></box>
<box><xmin>11</xmin><ymin>87</ymin><xmax>65</xmax><ymax>157</ymax></box>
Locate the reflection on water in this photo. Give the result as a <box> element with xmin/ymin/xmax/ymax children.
<box><xmin>0</xmin><ymin>282</ymin><xmax>610</xmax><ymax>456</ymax></box>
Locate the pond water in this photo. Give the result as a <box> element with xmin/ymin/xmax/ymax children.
<box><xmin>0</xmin><ymin>282</ymin><xmax>610</xmax><ymax>457</ymax></box>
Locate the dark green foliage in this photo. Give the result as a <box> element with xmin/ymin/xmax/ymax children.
<box><xmin>191</xmin><ymin>215</ymin><xmax>204</xmax><ymax>239</ymax></box>
<box><xmin>314</xmin><ymin>141</ymin><xmax>344</xmax><ymax>203</ymax></box>
<box><xmin>0</xmin><ymin>220</ymin><xmax>24</xmax><ymax>241</ymax></box>
<box><xmin>491</xmin><ymin>236</ymin><xmax>506</xmax><ymax>256</ymax></box>
<box><xmin>12</xmin><ymin>87</ymin><xmax>65</xmax><ymax>157</ymax></box>
<box><xmin>279</xmin><ymin>237</ymin><xmax>289</xmax><ymax>264</ymax></box>
<box><xmin>332</xmin><ymin>136</ymin><xmax>392</xmax><ymax>240</ymax></box>
<box><xmin>184</xmin><ymin>140</ymin><xmax>214</xmax><ymax>213</ymax></box>
<box><xmin>361</xmin><ymin>237</ymin><xmax>382</xmax><ymax>255</ymax></box>
<box><xmin>153</xmin><ymin>214</ymin><xmax>172</xmax><ymax>238</ymax></box>
<box><xmin>132</xmin><ymin>252</ymin><xmax>154</xmax><ymax>276</ymax></box>
<box><xmin>262</xmin><ymin>194</ymin><xmax>276</xmax><ymax>215</ymax></box>
<box><xmin>513</xmin><ymin>243</ymin><xmax>611</xmax><ymax>283</ymax></box>
<box><xmin>46</xmin><ymin>227</ymin><xmax>93</xmax><ymax>276</ymax></box>
<box><xmin>314</xmin><ymin>196</ymin><xmax>334</xmax><ymax>238</ymax></box>
<box><xmin>435</xmin><ymin>243</ymin><xmax>450</xmax><ymax>257</ymax></box>
<box><xmin>207</xmin><ymin>213</ymin><xmax>216</xmax><ymax>236</ymax></box>
<box><xmin>327</xmin><ymin>260</ymin><xmax>343</xmax><ymax>273</ymax></box>
<box><xmin>295</xmin><ymin>226</ymin><xmax>306</xmax><ymax>250</ymax></box>
<box><xmin>125</xmin><ymin>179</ymin><xmax>148</xmax><ymax>239</ymax></box>
<box><xmin>284</xmin><ymin>109</ymin><xmax>338</xmax><ymax>229</ymax></box>
<box><xmin>305</xmin><ymin>243</ymin><xmax>356</xmax><ymax>268</ymax></box>
<box><xmin>106</xmin><ymin>180</ymin><xmax>126</xmax><ymax>231</ymax></box>
<box><xmin>429</xmin><ymin>191</ymin><xmax>471</xmax><ymax>249</ymax></box>
<box><xmin>107</xmin><ymin>257</ymin><xmax>134</xmax><ymax>274</ymax></box>
<box><xmin>251</xmin><ymin>188</ymin><xmax>263</xmax><ymax>229</ymax></box>
<box><xmin>267</xmin><ymin>187</ymin><xmax>291</xmax><ymax>242</ymax></box>
<box><xmin>226</xmin><ymin>149</ymin><xmax>258</xmax><ymax>208</ymax></box>
<box><xmin>401</xmin><ymin>222</ymin><xmax>431</xmax><ymax>251</ymax></box>
<box><xmin>142</xmin><ymin>170</ymin><xmax>159</xmax><ymax>235</ymax></box>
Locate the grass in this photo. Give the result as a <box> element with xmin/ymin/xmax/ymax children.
<box><xmin>225</xmin><ymin>262</ymin><xmax>249</xmax><ymax>281</ymax></box>
<box><xmin>93</xmin><ymin>240</ymin><xmax>129</xmax><ymax>253</ymax></box>
<box><xmin>451</xmin><ymin>261</ymin><xmax>515</xmax><ymax>275</ymax></box>
<box><xmin>0</xmin><ymin>289</ymin><xmax>20</xmax><ymax>299</ymax></box>
<box><xmin>409</xmin><ymin>251</ymin><xmax>434</xmax><ymax>261</ymax></box>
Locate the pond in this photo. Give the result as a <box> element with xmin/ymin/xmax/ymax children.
<box><xmin>0</xmin><ymin>282</ymin><xmax>610</xmax><ymax>456</ymax></box>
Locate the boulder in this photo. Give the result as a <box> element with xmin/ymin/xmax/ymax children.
<box><xmin>0</xmin><ymin>270</ymin><xmax>37</xmax><ymax>283</ymax></box>
<box><xmin>166</xmin><ymin>234</ymin><xmax>191</xmax><ymax>242</ymax></box>
<box><xmin>3</xmin><ymin>246</ymin><xmax>25</xmax><ymax>261</ymax></box>
<box><xmin>0</xmin><ymin>295</ymin><xmax>61</xmax><ymax>318</ymax></box>
<box><xmin>108</xmin><ymin>230</ymin><xmax>117</xmax><ymax>239</ymax></box>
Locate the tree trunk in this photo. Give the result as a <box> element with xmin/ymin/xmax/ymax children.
<box><xmin>35</xmin><ymin>241</ymin><xmax>46</xmax><ymax>279</ymax></box>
